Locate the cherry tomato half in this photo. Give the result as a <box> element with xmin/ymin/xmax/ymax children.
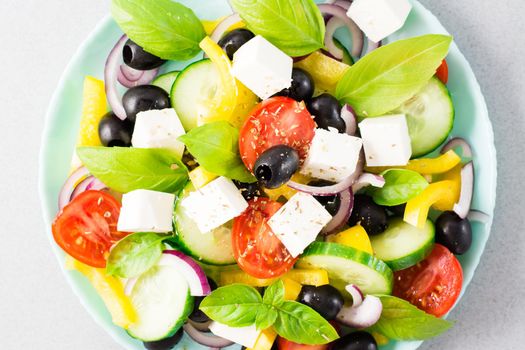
<box><xmin>239</xmin><ymin>96</ymin><xmax>316</xmax><ymax>171</ymax></box>
<box><xmin>436</xmin><ymin>59</ymin><xmax>449</xmax><ymax>84</ymax></box>
<box><xmin>393</xmin><ymin>244</ymin><xmax>463</xmax><ymax>317</ymax></box>
<box><xmin>232</xmin><ymin>198</ymin><xmax>297</xmax><ymax>279</ymax></box>
<box><xmin>52</xmin><ymin>190</ymin><xmax>128</xmax><ymax>268</ymax></box>
<box><xmin>277</xmin><ymin>337</ymin><xmax>329</xmax><ymax>350</ymax></box>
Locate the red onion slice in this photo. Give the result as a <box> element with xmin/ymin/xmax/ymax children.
<box><xmin>336</xmin><ymin>295</ymin><xmax>382</xmax><ymax>328</ymax></box>
<box><xmin>58</xmin><ymin>166</ymin><xmax>91</xmax><ymax>210</ymax></box>
<box><xmin>210</xmin><ymin>13</ymin><xmax>241</xmax><ymax>43</ymax></box>
<box><xmin>322</xmin><ymin>188</ymin><xmax>354</xmax><ymax>235</ymax></box>
<box><xmin>188</xmin><ymin>319</ymin><xmax>212</xmax><ymax>332</ymax></box>
<box><xmin>105</xmin><ymin>35</ymin><xmax>128</xmax><ymax>120</ymax></box>
<box><xmin>318</xmin><ymin>4</ymin><xmax>364</xmax><ymax>58</ymax></box>
<box><xmin>467</xmin><ymin>210</ymin><xmax>490</xmax><ymax>224</ymax></box>
<box><xmin>325</xmin><ymin>17</ymin><xmax>345</xmax><ymax>60</ymax></box>
<box><xmin>352</xmin><ymin>173</ymin><xmax>385</xmax><ymax>193</ymax></box>
<box><xmin>183</xmin><ymin>323</ymin><xmax>234</xmax><ymax>348</ymax></box>
<box><xmin>341</xmin><ymin>104</ymin><xmax>357</xmax><ymax>135</ymax></box>
<box><xmin>441</xmin><ymin>137</ymin><xmax>473</xmax><ymax>158</ymax></box>
<box><xmin>161</xmin><ymin>250</ymin><xmax>211</xmax><ymax>296</ymax></box>
<box><xmin>117</xmin><ymin>64</ymin><xmax>159</xmax><ymax>88</ymax></box>
<box><xmin>71</xmin><ymin>176</ymin><xmax>107</xmax><ymax>200</ymax></box>
<box><xmin>454</xmin><ymin>162</ymin><xmax>474</xmax><ymax>219</ymax></box>
<box><xmin>362</xmin><ymin>39</ymin><xmax>381</xmax><ymax>57</ymax></box>
<box><xmin>124</xmin><ymin>277</ymin><xmax>138</xmax><ymax>296</ymax></box>
<box><xmin>334</xmin><ymin>0</ymin><xmax>351</xmax><ymax>10</ymax></box>
<box><xmin>345</xmin><ymin>284</ymin><xmax>364</xmax><ymax>307</ymax></box>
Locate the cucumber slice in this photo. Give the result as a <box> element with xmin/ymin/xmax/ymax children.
<box><xmin>396</xmin><ymin>77</ymin><xmax>454</xmax><ymax>157</ymax></box>
<box><xmin>173</xmin><ymin>182</ymin><xmax>236</xmax><ymax>265</ymax></box>
<box><xmin>152</xmin><ymin>71</ymin><xmax>180</xmax><ymax>95</ymax></box>
<box><xmin>171</xmin><ymin>59</ymin><xmax>220</xmax><ymax>131</ymax></box>
<box><xmin>370</xmin><ymin>218</ymin><xmax>435</xmax><ymax>271</ymax></box>
<box><xmin>297</xmin><ymin>242</ymin><xmax>393</xmax><ymax>295</ymax></box>
<box><xmin>127</xmin><ymin>265</ymin><xmax>193</xmax><ymax>341</ymax></box>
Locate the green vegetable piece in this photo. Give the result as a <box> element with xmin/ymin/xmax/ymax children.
<box><xmin>229</xmin><ymin>0</ymin><xmax>325</xmax><ymax>56</ymax></box>
<box><xmin>111</xmin><ymin>0</ymin><xmax>206</xmax><ymax>60</ymax></box>
<box><xmin>77</xmin><ymin>147</ymin><xmax>188</xmax><ymax>194</ymax></box>
<box><xmin>372</xmin><ymin>169</ymin><xmax>429</xmax><ymax>206</ymax></box>
<box><xmin>370</xmin><ymin>295</ymin><xmax>453</xmax><ymax>340</ymax></box>
<box><xmin>106</xmin><ymin>232</ymin><xmax>166</xmax><ymax>278</ymax></box>
<box><xmin>336</xmin><ymin>34</ymin><xmax>453</xmax><ymax>117</ymax></box>
<box><xmin>178</xmin><ymin>121</ymin><xmax>256</xmax><ymax>183</ymax></box>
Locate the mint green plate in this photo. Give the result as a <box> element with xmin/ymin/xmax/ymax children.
<box><xmin>39</xmin><ymin>1</ymin><xmax>496</xmax><ymax>349</ymax></box>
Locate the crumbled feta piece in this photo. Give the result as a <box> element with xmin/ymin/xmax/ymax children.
<box><xmin>268</xmin><ymin>192</ymin><xmax>332</xmax><ymax>257</ymax></box>
<box><xmin>347</xmin><ymin>0</ymin><xmax>412</xmax><ymax>43</ymax></box>
<box><xmin>181</xmin><ymin>177</ymin><xmax>248</xmax><ymax>233</ymax></box>
<box><xmin>358</xmin><ymin>114</ymin><xmax>412</xmax><ymax>167</ymax></box>
<box><xmin>209</xmin><ymin>322</ymin><xmax>260</xmax><ymax>348</ymax></box>
<box><xmin>117</xmin><ymin>189</ymin><xmax>175</xmax><ymax>233</ymax></box>
<box><xmin>131</xmin><ymin>108</ymin><xmax>186</xmax><ymax>158</ymax></box>
<box><xmin>300</xmin><ymin>128</ymin><xmax>363</xmax><ymax>182</ymax></box>
<box><xmin>232</xmin><ymin>35</ymin><xmax>293</xmax><ymax>99</ymax></box>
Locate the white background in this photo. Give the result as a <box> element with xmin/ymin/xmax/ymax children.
<box><xmin>1</xmin><ymin>0</ymin><xmax>524</xmax><ymax>349</ymax></box>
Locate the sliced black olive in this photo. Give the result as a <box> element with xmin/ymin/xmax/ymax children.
<box><xmin>275</xmin><ymin>68</ymin><xmax>315</xmax><ymax>102</ymax></box>
<box><xmin>218</xmin><ymin>29</ymin><xmax>255</xmax><ymax>60</ymax></box>
<box><xmin>254</xmin><ymin>145</ymin><xmax>300</xmax><ymax>189</ymax></box>
<box><xmin>143</xmin><ymin>328</ymin><xmax>183</xmax><ymax>350</ymax></box>
<box><xmin>98</xmin><ymin>112</ymin><xmax>134</xmax><ymax>147</ymax></box>
<box><xmin>309</xmin><ymin>180</ymin><xmax>341</xmax><ymax>216</ymax></box>
<box><xmin>188</xmin><ymin>278</ymin><xmax>218</xmax><ymax>323</ymax></box>
<box><xmin>123</xmin><ymin>39</ymin><xmax>166</xmax><ymax>70</ymax></box>
<box><xmin>332</xmin><ymin>331</ymin><xmax>378</xmax><ymax>350</ymax></box>
<box><xmin>122</xmin><ymin>85</ymin><xmax>170</xmax><ymax>123</ymax></box>
<box><xmin>435</xmin><ymin>211</ymin><xmax>472</xmax><ymax>254</ymax></box>
<box><xmin>298</xmin><ymin>284</ymin><xmax>344</xmax><ymax>320</ymax></box>
<box><xmin>307</xmin><ymin>93</ymin><xmax>345</xmax><ymax>133</ymax></box>
<box><xmin>348</xmin><ymin>194</ymin><xmax>388</xmax><ymax>235</ymax></box>
<box><xmin>233</xmin><ymin>180</ymin><xmax>265</xmax><ymax>201</ymax></box>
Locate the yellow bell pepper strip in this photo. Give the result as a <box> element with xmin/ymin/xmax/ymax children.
<box><xmin>65</xmin><ymin>256</ymin><xmax>137</xmax><ymax>329</ymax></box>
<box><xmin>294</xmin><ymin>51</ymin><xmax>350</xmax><ymax>94</ymax></box>
<box><xmin>219</xmin><ymin>268</ymin><xmax>329</xmax><ymax>287</ymax></box>
<box><xmin>432</xmin><ymin>164</ymin><xmax>461</xmax><ymax>211</ymax></box>
<box><xmin>366</xmin><ymin>150</ymin><xmax>461</xmax><ymax>175</ymax></box>
<box><xmin>404</xmin><ymin>180</ymin><xmax>457</xmax><ymax>228</ymax></box>
<box><xmin>77</xmin><ymin>76</ymin><xmax>107</xmax><ymax>147</ymax></box>
<box><xmin>248</xmin><ymin>279</ymin><xmax>302</xmax><ymax>350</ymax></box>
<box><xmin>201</xmin><ymin>18</ymin><xmax>246</xmax><ymax>35</ymax></box>
<box><xmin>189</xmin><ymin>166</ymin><xmax>218</xmax><ymax>189</ymax></box>
<box><xmin>265</xmin><ymin>174</ymin><xmax>312</xmax><ymax>201</ymax></box>
<box><xmin>326</xmin><ymin>225</ymin><xmax>374</xmax><ymax>255</ymax></box>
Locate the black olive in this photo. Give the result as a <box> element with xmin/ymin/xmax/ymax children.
<box><xmin>123</xmin><ymin>39</ymin><xmax>166</xmax><ymax>70</ymax></box>
<box><xmin>306</xmin><ymin>93</ymin><xmax>346</xmax><ymax>133</ymax></box>
<box><xmin>98</xmin><ymin>112</ymin><xmax>134</xmax><ymax>147</ymax></box>
<box><xmin>122</xmin><ymin>85</ymin><xmax>170</xmax><ymax>122</ymax></box>
<box><xmin>233</xmin><ymin>180</ymin><xmax>265</xmax><ymax>201</ymax></box>
<box><xmin>348</xmin><ymin>194</ymin><xmax>388</xmax><ymax>235</ymax></box>
<box><xmin>143</xmin><ymin>327</ymin><xmax>183</xmax><ymax>350</ymax></box>
<box><xmin>254</xmin><ymin>145</ymin><xmax>300</xmax><ymax>189</ymax></box>
<box><xmin>332</xmin><ymin>331</ymin><xmax>378</xmax><ymax>350</ymax></box>
<box><xmin>218</xmin><ymin>29</ymin><xmax>255</xmax><ymax>60</ymax></box>
<box><xmin>275</xmin><ymin>68</ymin><xmax>315</xmax><ymax>102</ymax></box>
<box><xmin>435</xmin><ymin>211</ymin><xmax>472</xmax><ymax>255</ymax></box>
<box><xmin>298</xmin><ymin>285</ymin><xmax>344</xmax><ymax>320</ymax></box>
<box><xmin>387</xmin><ymin>203</ymin><xmax>406</xmax><ymax>217</ymax></box>
<box><xmin>309</xmin><ymin>180</ymin><xmax>341</xmax><ymax>216</ymax></box>
<box><xmin>189</xmin><ymin>278</ymin><xmax>218</xmax><ymax>323</ymax></box>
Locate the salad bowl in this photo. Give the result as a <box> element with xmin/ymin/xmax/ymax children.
<box><xmin>39</xmin><ymin>0</ymin><xmax>496</xmax><ymax>349</ymax></box>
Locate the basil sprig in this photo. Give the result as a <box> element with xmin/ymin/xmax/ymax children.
<box><xmin>200</xmin><ymin>280</ymin><xmax>339</xmax><ymax>345</ymax></box>
<box><xmin>372</xmin><ymin>169</ymin><xmax>428</xmax><ymax>206</ymax></box>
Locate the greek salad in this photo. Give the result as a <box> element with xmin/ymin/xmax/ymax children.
<box><xmin>51</xmin><ymin>0</ymin><xmax>489</xmax><ymax>349</ymax></box>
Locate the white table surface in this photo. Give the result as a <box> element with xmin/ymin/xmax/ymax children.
<box><xmin>1</xmin><ymin>0</ymin><xmax>524</xmax><ymax>349</ymax></box>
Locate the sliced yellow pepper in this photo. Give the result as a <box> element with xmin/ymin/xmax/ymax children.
<box><xmin>219</xmin><ymin>268</ymin><xmax>329</xmax><ymax>287</ymax></box>
<box><xmin>189</xmin><ymin>166</ymin><xmax>218</xmax><ymax>189</ymax></box>
<box><xmin>201</xmin><ymin>18</ymin><xmax>246</xmax><ymax>35</ymax></box>
<box><xmin>366</xmin><ymin>150</ymin><xmax>461</xmax><ymax>175</ymax></box>
<box><xmin>65</xmin><ymin>256</ymin><xmax>137</xmax><ymax>329</ymax></box>
<box><xmin>433</xmin><ymin>164</ymin><xmax>461</xmax><ymax>211</ymax></box>
<box><xmin>404</xmin><ymin>180</ymin><xmax>456</xmax><ymax>228</ymax></box>
<box><xmin>294</xmin><ymin>51</ymin><xmax>350</xmax><ymax>94</ymax></box>
<box><xmin>326</xmin><ymin>225</ymin><xmax>374</xmax><ymax>255</ymax></box>
<box><xmin>265</xmin><ymin>174</ymin><xmax>311</xmax><ymax>201</ymax></box>
<box><xmin>78</xmin><ymin>76</ymin><xmax>107</xmax><ymax>147</ymax></box>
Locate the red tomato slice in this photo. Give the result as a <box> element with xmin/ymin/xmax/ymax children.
<box><xmin>277</xmin><ymin>337</ymin><xmax>329</xmax><ymax>350</ymax></box>
<box><xmin>436</xmin><ymin>59</ymin><xmax>449</xmax><ymax>84</ymax></box>
<box><xmin>52</xmin><ymin>190</ymin><xmax>128</xmax><ymax>268</ymax></box>
<box><xmin>239</xmin><ymin>96</ymin><xmax>316</xmax><ymax>171</ymax></box>
<box><xmin>232</xmin><ymin>198</ymin><xmax>297</xmax><ymax>279</ymax></box>
<box><xmin>393</xmin><ymin>244</ymin><xmax>463</xmax><ymax>317</ymax></box>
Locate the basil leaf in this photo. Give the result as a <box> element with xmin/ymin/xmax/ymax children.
<box><xmin>77</xmin><ymin>147</ymin><xmax>188</xmax><ymax>193</ymax></box>
<box><xmin>370</xmin><ymin>295</ymin><xmax>453</xmax><ymax>340</ymax></box>
<box><xmin>273</xmin><ymin>301</ymin><xmax>339</xmax><ymax>345</ymax></box>
<box><xmin>178</xmin><ymin>121</ymin><xmax>256</xmax><ymax>183</ymax></box>
<box><xmin>336</xmin><ymin>35</ymin><xmax>452</xmax><ymax>117</ymax></box>
<box><xmin>255</xmin><ymin>304</ymin><xmax>279</xmax><ymax>331</ymax></box>
<box><xmin>200</xmin><ymin>284</ymin><xmax>262</xmax><ymax>327</ymax></box>
<box><xmin>230</xmin><ymin>0</ymin><xmax>325</xmax><ymax>56</ymax></box>
<box><xmin>372</xmin><ymin>169</ymin><xmax>428</xmax><ymax>206</ymax></box>
<box><xmin>111</xmin><ymin>0</ymin><xmax>205</xmax><ymax>60</ymax></box>
<box><xmin>263</xmin><ymin>280</ymin><xmax>285</xmax><ymax>306</ymax></box>
<box><xmin>106</xmin><ymin>232</ymin><xmax>165</xmax><ymax>278</ymax></box>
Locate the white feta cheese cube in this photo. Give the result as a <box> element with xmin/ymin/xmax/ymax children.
<box><xmin>359</xmin><ymin>114</ymin><xmax>412</xmax><ymax>167</ymax></box>
<box><xmin>300</xmin><ymin>128</ymin><xmax>363</xmax><ymax>182</ymax></box>
<box><xmin>268</xmin><ymin>192</ymin><xmax>332</xmax><ymax>258</ymax></box>
<box><xmin>131</xmin><ymin>108</ymin><xmax>186</xmax><ymax>158</ymax></box>
<box><xmin>117</xmin><ymin>189</ymin><xmax>175</xmax><ymax>233</ymax></box>
<box><xmin>181</xmin><ymin>177</ymin><xmax>248</xmax><ymax>233</ymax></box>
<box><xmin>347</xmin><ymin>0</ymin><xmax>412</xmax><ymax>43</ymax></box>
<box><xmin>232</xmin><ymin>35</ymin><xmax>293</xmax><ymax>100</ymax></box>
<box><xmin>209</xmin><ymin>322</ymin><xmax>260</xmax><ymax>348</ymax></box>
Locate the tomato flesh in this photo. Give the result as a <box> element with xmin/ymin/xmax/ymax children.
<box><xmin>232</xmin><ymin>198</ymin><xmax>297</xmax><ymax>279</ymax></box>
<box><xmin>436</xmin><ymin>59</ymin><xmax>449</xmax><ymax>84</ymax></box>
<box><xmin>277</xmin><ymin>337</ymin><xmax>329</xmax><ymax>350</ymax></box>
<box><xmin>52</xmin><ymin>190</ymin><xmax>128</xmax><ymax>268</ymax></box>
<box><xmin>393</xmin><ymin>244</ymin><xmax>463</xmax><ymax>317</ymax></box>
<box><xmin>239</xmin><ymin>96</ymin><xmax>316</xmax><ymax>171</ymax></box>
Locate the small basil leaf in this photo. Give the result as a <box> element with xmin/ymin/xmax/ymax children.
<box><xmin>230</xmin><ymin>0</ymin><xmax>325</xmax><ymax>56</ymax></box>
<box><xmin>178</xmin><ymin>121</ymin><xmax>256</xmax><ymax>183</ymax></box>
<box><xmin>255</xmin><ymin>304</ymin><xmax>279</xmax><ymax>331</ymax></box>
<box><xmin>111</xmin><ymin>0</ymin><xmax>205</xmax><ymax>60</ymax></box>
<box><xmin>372</xmin><ymin>169</ymin><xmax>428</xmax><ymax>206</ymax></box>
<box><xmin>263</xmin><ymin>280</ymin><xmax>285</xmax><ymax>306</ymax></box>
<box><xmin>273</xmin><ymin>301</ymin><xmax>339</xmax><ymax>345</ymax></box>
<box><xmin>200</xmin><ymin>284</ymin><xmax>262</xmax><ymax>327</ymax></box>
<box><xmin>370</xmin><ymin>295</ymin><xmax>453</xmax><ymax>340</ymax></box>
<box><xmin>77</xmin><ymin>147</ymin><xmax>188</xmax><ymax>194</ymax></box>
<box><xmin>336</xmin><ymin>35</ymin><xmax>453</xmax><ymax>117</ymax></box>
<box><xmin>106</xmin><ymin>232</ymin><xmax>166</xmax><ymax>278</ymax></box>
